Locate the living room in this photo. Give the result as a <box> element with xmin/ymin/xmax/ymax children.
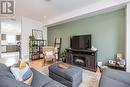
<box><xmin>0</xmin><ymin>0</ymin><xmax>130</xmax><ymax>87</ymax></box>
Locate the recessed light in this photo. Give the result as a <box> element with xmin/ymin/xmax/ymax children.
<box><xmin>44</xmin><ymin>0</ymin><xmax>51</xmax><ymax>2</ymax></box>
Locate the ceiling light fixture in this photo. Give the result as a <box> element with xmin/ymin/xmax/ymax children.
<box><xmin>44</xmin><ymin>0</ymin><xmax>51</xmax><ymax>2</ymax></box>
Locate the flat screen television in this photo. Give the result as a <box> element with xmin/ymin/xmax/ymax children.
<box><xmin>70</xmin><ymin>34</ymin><xmax>91</xmax><ymax>50</ymax></box>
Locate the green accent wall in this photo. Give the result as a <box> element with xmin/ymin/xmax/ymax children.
<box><xmin>48</xmin><ymin>9</ymin><xmax>126</xmax><ymax>64</ymax></box>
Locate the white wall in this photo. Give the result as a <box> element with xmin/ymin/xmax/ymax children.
<box><xmin>0</xmin><ymin>21</ymin><xmax>1</xmax><ymax>59</ymax></box>
<box><xmin>21</xmin><ymin>17</ymin><xmax>47</xmax><ymax>61</ymax></box>
<box><xmin>43</xmin><ymin>26</ymin><xmax>47</xmax><ymax>41</ymax></box>
<box><xmin>126</xmin><ymin>3</ymin><xmax>130</xmax><ymax>72</ymax></box>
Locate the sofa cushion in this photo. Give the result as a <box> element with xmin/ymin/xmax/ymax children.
<box><xmin>0</xmin><ymin>63</ymin><xmax>8</xmax><ymax>71</ymax></box>
<box><xmin>49</xmin><ymin>63</ymin><xmax>82</xmax><ymax>81</ymax></box>
<box><xmin>100</xmin><ymin>75</ymin><xmax>129</xmax><ymax>87</ymax></box>
<box><xmin>10</xmin><ymin>62</ymin><xmax>33</xmax><ymax>85</ymax></box>
<box><xmin>0</xmin><ymin>63</ymin><xmax>15</xmax><ymax>79</ymax></box>
<box><xmin>44</xmin><ymin>80</ymin><xmax>66</xmax><ymax>87</ymax></box>
<box><xmin>103</xmin><ymin>69</ymin><xmax>130</xmax><ymax>86</ymax></box>
<box><xmin>31</xmin><ymin>68</ymin><xmax>52</xmax><ymax>87</ymax></box>
<box><xmin>0</xmin><ymin>76</ymin><xmax>30</xmax><ymax>87</ymax></box>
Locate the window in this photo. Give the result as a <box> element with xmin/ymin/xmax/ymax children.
<box><xmin>7</xmin><ymin>35</ymin><xmax>16</xmax><ymax>43</ymax></box>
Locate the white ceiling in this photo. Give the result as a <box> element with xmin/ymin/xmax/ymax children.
<box><xmin>15</xmin><ymin>0</ymin><xmax>130</xmax><ymax>26</ymax></box>
<box><xmin>15</xmin><ymin>0</ymin><xmax>101</xmax><ymax>22</ymax></box>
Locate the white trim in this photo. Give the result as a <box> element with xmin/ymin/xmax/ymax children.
<box><xmin>126</xmin><ymin>3</ymin><xmax>130</xmax><ymax>72</ymax></box>
<box><xmin>47</xmin><ymin>0</ymin><xmax>130</xmax><ymax>27</ymax></box>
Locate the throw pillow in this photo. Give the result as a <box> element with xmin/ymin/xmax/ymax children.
<box><xmin>10</xmin><ymin>61</ymin><xmax>33</xmax><ymax>85</ymax></box>
<box><xmin>45</xmin><ymin>51</ymin><xmax>53</xmax><ymax>56</ymax></box>
<box><xmin>20</xmin><ymin>62</ymin><xmax>33</xmax><ymax>85</ymax></box>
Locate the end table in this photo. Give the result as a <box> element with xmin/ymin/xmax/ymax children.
<box><xmin>108</xmin><ymin>63</ymin><xmax>126</xmax><ymax>71</ymax></box>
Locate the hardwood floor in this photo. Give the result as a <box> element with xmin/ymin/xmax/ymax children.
<box><xmin>0</xmin><ymin>57</ymin><xmax>54</xmax><ymax>69</ymax></box>
<box><xmin>29</xmin><ymin>59</ymin><xmax>44</xmax><ymax>69</ymax></box>
<box><xmin>30</xmin><ymin>59</ymin><xmax>59</xmax><ymax>70</ymax></box>
<box><xmin>29</xmin><ymin>59</ymin><xmax>54</xmax><ymax>70</ymax></box>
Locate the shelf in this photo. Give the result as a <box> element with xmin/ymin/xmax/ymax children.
<box><xmin>29</xmin><ymin>40</ymin><xmax>46</xmax><ymax>60</ymax></box>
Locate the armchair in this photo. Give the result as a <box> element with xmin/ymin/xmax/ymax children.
<box><xmin>42</xmin><ymin>46</ymin><xmax>57</xmax><ymax>65</ymax></box>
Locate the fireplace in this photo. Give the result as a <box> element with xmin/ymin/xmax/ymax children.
<box><xmin>73</xmin><ymin>55</ymin><xmax>86</xmax><ymax>67</ymax></box>
<box><xmin>66</xmin><ymin>48</ymin><xmax>97</xmax><ymax>72</ymax></box>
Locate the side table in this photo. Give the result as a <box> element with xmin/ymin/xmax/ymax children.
<box><xmin>108</xmin><ymin>64</ymin><xmax>126</xmax><ymax>71</ymax></box>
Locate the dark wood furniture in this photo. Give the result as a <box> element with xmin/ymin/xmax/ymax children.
<box><xmin>1</xmin><ymin>45</ymin><xmax>19</xmax><ymax>53</ymax></box>
<box><xmin>6</xmin><ymin>45</ymin><xmax>18</xmax><ymax>52</ymax></box>
<box><xmin>16</xmin><ymin>35</ymin><xmax>21</xmax><ymax>41</ymax></box>
<box><xmin>65</xmin><ymin>48</ymin><xmax>97</xmax><ymax>72</ymax></box>
<box><xmin>29</xmin><ymin>40</ymin><xmax>46</xmax><ymax>60</ymax></box>
<box><xmin>54</xmin><ymin>38</ymin><xmax>62</xmax><ymax>60</ymax></box>
<box><xmin>1</xmin><ymin>34</ymin><xmax>6</xmax><ymax>40</ymax></box>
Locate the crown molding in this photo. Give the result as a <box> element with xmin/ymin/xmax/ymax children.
<box><xmin>47</xmin><ymin>0</ymin><xmax>130</xmax><ymax>27</ymax></box>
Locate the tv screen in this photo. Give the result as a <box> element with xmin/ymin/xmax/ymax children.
<box><xmin>70</xmin><ymin>35</ymin><xmax>91</xmax><ymax>50</ymax></box>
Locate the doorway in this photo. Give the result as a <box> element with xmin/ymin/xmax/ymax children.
<box><xmin>0</xmin><ymin>17</ymin><xmax>21</xmax><ymax>66</ymax></box>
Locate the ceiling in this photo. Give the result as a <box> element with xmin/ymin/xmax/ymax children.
<box><xmin>14</xmin><ymin>0</ymin><xmax>130</xmax><ymax>26</ymax></box>
<box><xmin>15</xmin><ymin>0</ymin><xmax>101</xmax><ymax>22</ymax></box>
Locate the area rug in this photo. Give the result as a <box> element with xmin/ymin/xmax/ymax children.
<box><xmin>37</xmin><ymin>65</ymin><xmax>101</xmax><ymax>87</ymax></box>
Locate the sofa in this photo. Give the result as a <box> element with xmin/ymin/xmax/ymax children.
<box><xmin>0</xmin><ymin>63</ymin><xmax>66</xmax><ymax>87</ymax></box>
<box><xmin>99</xmin><ymin>69</ymin><xmax>130</xmax><ymax>87</ymax></box>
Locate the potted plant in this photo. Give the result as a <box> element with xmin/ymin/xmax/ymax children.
<box><xmin>29</xmin><ymin>36</ymin><xmax>37</xmax><ymax>60</ymax></box>
<box><xmin>60</xmin><ymin>51</ymin><xmax>66</xmax><ymax>62</ymax></box>
<box><xmin>29</xmin><ymin>36</ymin><xmax>36</xmax><ymax>48</ymax></box>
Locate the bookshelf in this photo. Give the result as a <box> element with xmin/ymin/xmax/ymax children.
<box><xmin>29</xmin><ymin>40</ymin><xmax>46</xmax><ymax>60</ymax></box>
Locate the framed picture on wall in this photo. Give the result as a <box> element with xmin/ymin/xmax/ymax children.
<box><xmin>32</xmin><ymin>29</ymin><xmax>43</xmax><ymax>40</ymax></box>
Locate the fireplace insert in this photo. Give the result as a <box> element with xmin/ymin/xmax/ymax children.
<box><xmin>73</xmin><ymin>55</ymin><xmax>86</xmax><ymax>67</ymax></box>
<box><xmin>66</xmin><ymin>48</ymin><xmax>97</xmax><ymax>72</ymax></box>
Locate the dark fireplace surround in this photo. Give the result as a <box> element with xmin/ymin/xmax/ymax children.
<box><xmin>66</xmin><ymin>48</ymin><xmax>97</xmax><ymax>72</ymax></box>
